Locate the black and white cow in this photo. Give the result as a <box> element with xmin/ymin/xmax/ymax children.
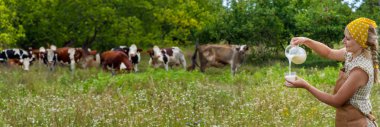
<box><xmin>147</xmin><ymin>45</ymin><xmax>186</xmax><ymax>71</ymax></box>
<box><xmin>111</xmin><ymin>44</ymin><xmax>142</xmax><ymax>72</ymax></box>
<box><xmin>0</xmin><ymin>48</ymin><xmax>34</xmax><ymax>70</ymax></box>
<box><xmin>111</xmin><ymin>46</ymin><xmax>129</xmax><ymax>54</ymax></box>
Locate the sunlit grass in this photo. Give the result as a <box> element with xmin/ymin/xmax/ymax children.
<box><xmin>0</xmin><ymin>55</ymin><xmax>379</xmax><ymax>126</ymax></box>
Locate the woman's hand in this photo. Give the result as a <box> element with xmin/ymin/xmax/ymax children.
<box><xmin>290</xmin><ymin>37</ymin><xmax>311</xmax><ymax>46</ymax></box>
<box><xmin>285</xmin><ymin>76</ymin><xmax>310</xmax><ymax>89</ymax></box>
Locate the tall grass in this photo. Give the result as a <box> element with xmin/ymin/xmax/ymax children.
<box><xmin>0</xmin><ymin>54</ymin><xmax>379</xmax><ymax>126</ymax></box>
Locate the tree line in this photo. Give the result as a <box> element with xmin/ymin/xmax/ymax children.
<box><xmin>0</xmin><ymin>0</ymin><xmax>379</xmax><ymax>54</ymax></box>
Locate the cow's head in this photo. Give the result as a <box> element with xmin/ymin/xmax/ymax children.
<box><xmin>234</xmin><ymin>45</ymin><xmax>249</xmax><ymax>64</ymax></box>
<box><xmin>235</xmin><ymin>45</ymin><xmax>249</xmax><ymax>55</ymax></box>
<box><xmin>42</xmin><ymin>46</ymin><xmax>56</xmax><ymax>65</ymax></box>
<box><xmin>21</xmin><ymin>49</ymin><xmax>34</xmax><ymax>71</ymax></box>
<box><xmin>21</xmin><ymin>57</ymin><xmax>33</xmax><ymax>71</ymax></box>
<box><xmin>119</xmin><ymin>61</ymin><xmax>133</xmax><ymax>72</ymax></box>
<box><xmin>129</xmin><ymin>44</ymin><xmax>138</xmax><ymax>57</ymax></box>
<box><xmin>45</xmin><ymin>49</ymin><xmax>57</xmax><ymax>71</ymax></box>
<box><xmin>38</xmin><ymin>47</ymin><xmax>46</xmax><ymax>61</ymax></box>
<box><xmin>152</xmin><ymin>46</ymin><xmax>162</xmax><ymax>59</ymax></box>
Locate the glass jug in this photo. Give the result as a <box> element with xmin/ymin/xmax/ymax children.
<box><xmin>285</xmin><ymin>45</ymin><xmax>307</xmax><ymax>64</ymax></box>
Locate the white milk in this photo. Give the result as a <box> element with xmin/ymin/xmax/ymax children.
<box><xmin>286</xmin><ymin>54</ymin><xmax>294</xmax><ymax>73</ymax></box>
<box><xmin>291</xmin><ymin>54</ymin><xmax>306</xmax><ymax>64</ymax></box>
<box><xmin>285</xmin><ymin>75</ymin><xmax>296</xmax><ymax>82</ymax></box>
<box><xmin>285</xmin><ymin>72</ymin><xmax>296</xmax><ymax>86</ymax></box>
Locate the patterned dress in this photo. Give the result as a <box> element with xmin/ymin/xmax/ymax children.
<box><xmin>345</xmin><ymin>52</ymin><xmax>376</xmax><ymax>126</ymax></box>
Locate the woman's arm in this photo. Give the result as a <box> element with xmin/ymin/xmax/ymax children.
<box><xmin>286</xmin><ymin>68</ymin><xmax>368</xmax><ymax>108</ymax></box>
<box><xmin>291</xmin><ymin>37</ymin><xmax>346</xmax><ymax>62</ymax></box>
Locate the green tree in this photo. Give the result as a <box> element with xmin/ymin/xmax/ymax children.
<box><xmin>0</xmin><ymin>0</ymin><xmax>24</xmax><ymax>48</ymax></box>
<box><xmin>151</xmin><ymin>0</ymin><xmax>217</xmax><ymax>46</ymax></box>
<box><xmin>354</xmin><ymin>0</ymin><xmax>380</xmax><ymax>23</ymax></box>
<box><xmin>294</xmin><ymin>0</ymin><xmax>353</xmax><ymax>47</ymax></box>
<box><xmin>12</xmin><ymin>0</ymin><xmax>148</xmax><ymax>51</ymax></box>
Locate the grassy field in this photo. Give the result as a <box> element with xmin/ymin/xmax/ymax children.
<box><xmin>0</xmin><ymin>49</ymin><xmax>379</xmax><ymax>126</ymax></box>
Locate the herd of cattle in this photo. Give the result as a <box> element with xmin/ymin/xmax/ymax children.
<box><xmin>0</xmin><ymin>43</ymin><xmax>249</xmax><ymax>75</ymax></box>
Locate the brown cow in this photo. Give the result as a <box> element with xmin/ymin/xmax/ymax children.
<box><xmin>101</xmin><ymin>51</ymin><xmax>133</xmax><ymax>73</ymax></box>
<box><xmin>52</xmin><ymin>47</ymin><xmax>99</xmax><ymax>71</ymax></box>
<box><xmin>111</xmin><ymin>44</ymin><xmax>143</xmax><ymax>72</ymax></box>
<box><xmin>147</xmin><ymin>45</ymin><xmax>186</xmax><ymax>71</ymax></box>
<box><xmin>187</xmin><ymin>43</ymin><xmax>249</xmax><ymax>75</ymax></box>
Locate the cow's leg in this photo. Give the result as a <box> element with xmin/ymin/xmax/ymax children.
<box><xmin>164</xmin><ymin>63</ymin><xmax>169</xmax><ymax>71</ymax></box>
<box><xmin>120</xmin><ymin>62</ymin><xmax>127</xmax><ymax>70</ymax></box>
<box><xmin>70</xmin><ymin>60</ymin><xmax>75</xmax><ymax>71</ymax></box>
<box><xmin>199</xmin><ymin>54</ymin><xmax>208</xmax><ymax>72</ymax></box>
<box><xmin>200</xmin><ymin>60</ymin><xmax>207</xmax><ymax>73</ymax></box>
<box><xmin>111</xmin><ymin>64</ymin><xmax>116</xmax><ymax>76</ymax></box>
<box><xmin>231</xmin><ymin>62</ymin><xmax>237</xmax><ymax>76</ymax></box>
<box><xmin>134</xmin><ymin>64</ymin><xmax>138</xmax><ymax>72</ymax></box>
<box><xmin>180</xmin><ymin>54</ymin><xmax>187</xmax><ymax>70</ymax></box>
<box><xmin>102</xmin><ymin>62</ymin><xmax>107</xmax><ymax>71</ymax></box>
<box><xmin>68</xmin><ymin>48</ymin><xmax>76</xmax><ymax>71</ymax></box>
<box><xmin>148</xmin><ymin>58</ymin><xmax>153</xmax><ymax>68</ymax></box>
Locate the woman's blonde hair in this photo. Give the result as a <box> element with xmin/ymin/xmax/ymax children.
<box><xmin>364</xmin><ymin>26</ymin><xmax>379</xmax><ymax>83</ymax></box>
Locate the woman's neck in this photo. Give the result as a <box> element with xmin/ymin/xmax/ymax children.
<box><xmin>351</xmin><ymin>49</ymin><xmax>363</xmax><ymax>59</ymax></box>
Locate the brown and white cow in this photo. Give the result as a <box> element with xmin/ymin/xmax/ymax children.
<box><xmin>100</xmin><ymin>51</ymin><xmax>133</xmax><ymax>73</ymax></box>
<box><xmin>47</xmin><ymin>47</ymin><xmax>99</xmax><ymax>71</ymax></box>
<box><xmin>147</xmin><ymin>45</ymin><xmax>186</xmax><ymax>71</ymax></box>
<box><xmin>187</xmin><ymin>44</ymin><xmax>249</xmax><ymax>75</ymax></box>
<box><xmin>111</xmin><ymin>44</ymin><xmax>143</xmax><ymax>72</ymax></box>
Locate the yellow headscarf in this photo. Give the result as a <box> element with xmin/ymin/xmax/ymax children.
<box><xmin>347</xmin><ymin>17</ymin><xmax>378</xmax><ymax>48</ymax></box>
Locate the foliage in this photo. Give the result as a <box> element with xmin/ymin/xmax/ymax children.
<box><xmin>293</xmin><ymin>0</ymin><xmax>353</xmax><ymax>47</ymax></box>
<box><xmin>0</xmin><ymin>0</ymin><xmax>379</xmax><ymax>55</ymax></box>
<box><xmin>0</xmin><ymin>0</ymin><xmax>24</xmax><ymax>48</ymax></box>
<box><xmin>354</xmin><ymin>0</ymin><xmax>380</xmax><ymax>24</ymax></box>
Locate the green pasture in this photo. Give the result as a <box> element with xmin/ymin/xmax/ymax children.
<box><xmin>0</xmin><ymin>50</ymin><xmax>379</xmax><ymax>126</ymax></box>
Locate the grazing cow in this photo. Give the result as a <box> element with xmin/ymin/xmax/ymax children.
<box><xmin>187</xmin><ymin>43</ymin><xmax>249</xmax><ymax>75</ymax></box>
<box><xmin>101</xmin><ymin>51</ymin><xmax>133</xmax><ymax>73</ymax></box>
<box><xmin>0</xmin><ymin>48</ymin><xmax>34</xmax><ymax>70</ymax></box>
<box><xmin>147</xmin><ymin>46</ymin><xmax>186</xmax><ymax>71</ymax></box>
<box><xmin>50</xmin><ymin>47</ymin><xmax>98</xmax><ymax>71</ymax></box>
<box><xmin>111</xmin><ymin>44</ymin><xmax>143</xmax><ymax>72</ymax></box>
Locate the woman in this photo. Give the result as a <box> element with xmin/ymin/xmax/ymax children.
<box><xmin>286</xmin><ymin>17</ymin><xmax>378</xmax><ymax>126</ymax></box>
